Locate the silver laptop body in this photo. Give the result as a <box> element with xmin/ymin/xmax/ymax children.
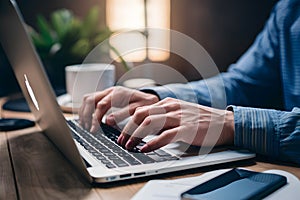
<box><xmin>0</xmin><ymin>0</ymin><xmax>255</xmax><ymax>183</ymax></box>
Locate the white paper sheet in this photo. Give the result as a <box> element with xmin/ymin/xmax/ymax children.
<box><xmin>132</xmin><ymin>168</ymin><xmax>300</xmax><ymax>200</ymax></box>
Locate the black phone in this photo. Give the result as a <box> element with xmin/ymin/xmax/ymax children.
<box><xmin>0</xmin><ymin>118</ymin><xmax>35</xmax><ymax>131</ymax></box>
<box><xmin>181</xmin><ymin>168</ymin><xmax>287</xmax><ymax>200</ymax></box>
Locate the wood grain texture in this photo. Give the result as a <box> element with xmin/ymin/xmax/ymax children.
<box><xmin>0</xmin><ymin>97</ymin><xmax>18</xmax><ymax>199</ymax></box>
<box><xmin>6</xmin><ymin>128</ymin><xmax>146</xmax><ymax>200</ymax></box>
<box><xmin>7</xmin><ymin>129</ymin><xmax>101</xmax><ymax>200</ymax></box>
<box><xmin>2</xmin><ymin>97</ymin><xmax>300</xmax><ymax>200</ymax></box>
<box><xmin>0</xmin><ymin>132</ymin><xmax>18</xmax><ymax>200</ymax></box>
<box><xmin>95</xmin><ymin>183</ymin><xmax>144</xmax><ymax>200</ymax></box>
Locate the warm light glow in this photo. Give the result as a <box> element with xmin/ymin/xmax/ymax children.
<box><xmin>147</xmin><ymin>0</ymin><xmax>170</xmax><ymax>61</ymax></box>
<box><xmin>109</xmin><ymin>31</ymin><xmax>147</xmax><ymax>62</ymax></box>
<box><xmin>106</xmin><ymin>0</ymin><xmax>170</xmax><ymax>62</ymax></box>
<box><xmin>106</xmin><ymin>0</ymin><xmax>145</xmax><ymax>30</ymax></box>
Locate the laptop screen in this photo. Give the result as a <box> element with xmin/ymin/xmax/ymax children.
<box><xmin>0</xmin><ymin>0</ymin><xmax>91</xmax><ymax>181</ymax></box>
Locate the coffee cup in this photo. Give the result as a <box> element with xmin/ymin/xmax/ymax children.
<box><xmin>65</xmin><ymin>63</ymin><xmax>115</xmax><ymax>105</ymax></box>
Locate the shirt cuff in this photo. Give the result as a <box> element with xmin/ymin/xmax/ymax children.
<box><xmin>228</xmin><ymin>105</ymin><xmax>281</xmax><ymax>159</ymax></box>
<box><xmin>140</xmin><ymin>85</ymin><xmax>197</xmax><ymax>102</ymax></box>
<box><xmin>139</xmin><ymin>86</ymin><xmax>177</xmax><ymax>100</ymax></box>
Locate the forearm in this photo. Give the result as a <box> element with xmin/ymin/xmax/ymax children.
<box><xmin>141</xmin><ymin>74</ymin><xmax>228</xmax><ymax>109</ymax></box>
<box><xmin>141</xmin><ymin>3</ymin><xmax>284</xmax><ymax>110</ymax></box>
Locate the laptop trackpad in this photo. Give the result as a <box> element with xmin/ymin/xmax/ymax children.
<box><xmin>144</xmin><ymin>136</ymin><xmax>226</xmax><ymax>158</ymax></box>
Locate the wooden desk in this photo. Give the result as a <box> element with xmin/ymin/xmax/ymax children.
<box><xmin>1</xmin><ymin>98</ymin><xmax>300</xmax><ymax>200</ymax></box>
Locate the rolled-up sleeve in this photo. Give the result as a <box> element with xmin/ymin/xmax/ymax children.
<box><xmin>230</xmin><ymin>106</ymin><xmax>300</xmax><ymax>164</ymax></box>
<box><xmin>141</xmin><ymin>1</ymin><xmax>283</xmax><ymax>110</ymax></box>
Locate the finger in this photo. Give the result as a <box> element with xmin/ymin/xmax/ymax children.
<box><xmin>102</xmin><ymin>88</ymin><xmax>143</xmax><ymax>125</ymax></box>
<box><xmin>130</xmin><ymin>89</ymin><xmax>159</xmax><ymax>104</ymax></box>
<box><xmin>90</xmin><ymin>111</ymin><xmax>101</xmax><ymax>133</ymax></box>
<box><xmin>78</xmin><ymin>93</ymin><xmax>93</xmax><ymax>127</ymax></box>
<box><xmin>124</xmin><ymin>115</ymin><xmax>166</xmax><ymax>150</ymax></box>
<box><xmin>152</xmin><ymin>98</ymin><xmax>181</xmax><ymax>112</ymax></box>
<box><xmin>93</xmin><ymin>93</ymin><xmax>115</xmax><ymax>124</ymax></box>
<box><xmin>141</xmin><ymin>125</ymin><xmax>203</xmax><ymax>153</ymax></box>
<box><xmin>105</xmin><ymin>102</ymin><xmax>142</xmax><ymax>126</ymax></box>
<box><xmin>154</xmin><ymin>97</ymin><xmax>178</xmax><ymax>105</ymax></box>
<box><xmin>79</xmin><ymin>89</ymin><xmax>111</xmax><ymax>129</ymax></box>
<box><xmin>125</xmin><ymin>114</ymin><xmax>179</xmax><ymax>150</ymax></box>
<box><xmin>118</xmin><ymin>106</ymin><xmax>167</xmax><ymax>146</ymax></box>
<box><xmin>86</xmin><ymin>91</ymin><xmax>114</xmax><ymax>131</ymax></box>
<box><xmin>140</xmin><ymin>127</ymin><xmax>181</xmax><ymax>152</ymax></box>
<box><xmin>80</xmin><ymin>95</ymin><xmax>97</xmax><ymax>129</ymax></box>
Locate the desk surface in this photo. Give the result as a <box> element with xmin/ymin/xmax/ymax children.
<box><xmin>1</xmin><ymin>97</ymin><xmax>300</xmax><ymax>200</ymax></box>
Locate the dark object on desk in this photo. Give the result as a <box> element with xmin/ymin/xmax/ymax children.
<box><xmin>181</xmin><ymin>168</ymin><xmax>287</xmax><ymax>200</ymax></box>
<box><xmin>2</xmin><ymin>89</ymin><xmax>65</xmax><ymax>113</ymax></box>
<box><xmin>0</xmin><ymin>118</ymin><xmax>35</xmax><ymax>131</ymax></box>
<box><xmin>2</xmin><ymin>97</ymin><xmax>30</xmax><ymax>112</ymax></box>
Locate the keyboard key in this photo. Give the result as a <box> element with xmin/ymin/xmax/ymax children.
<box><xmin>96</xmin><ymin>155</ymin><xmax>106</xmax><ymax>160</ymax></box>
<box><xmin>112</xmin><ymin>160</ymin><xmax>129</xmax><ymax>167</ymax></box>
<box><xmin>92</xmin><ymin>152</ymin><xmax>101</xmax><ymax>157</ymax></box>
<box><xmin>99</xmin><ymin>148</ymin><xmax>110</xmax><ymax>153</ymax></box>
<box><xmin>88</xmin><ymin>149</ymin><xmax>97</xmax><ymax>154</ymax></box>
<box><xmin>129</xmin><ymin>152</ymin><xmax>155</xmax><ymax>164</ymax></box>
<box><xmin>67</xmin><ymin>120</ymin><xmax>178</xmax><ymax>169</ymax></box>
<box><xmin>107</xmin><ymin>156</ymin><xmax>120</xmax><ymax>160</ymax></box>
<box><xmin>166</xmin><ymin>156</ymin><xmax>179</xmax><ymax>161</ymax></box>
<box><xmin>147</xmin><ymin>154</ymin><xmax>169</xmax><ymax>162</ymax></box>
<box><xmin>111</xmin><ymin>147</ymin><xmax>123</xmax><ymax>153</ymax></box>
<box><xmin>154</xmin><ymin>149</ymin><xmax>172</xmax><ymax>157</ymax></box>
<box><xmin>101</xmin><ymin>159</ymin><xmax>111</xmax><ymax>164</ymax></box>
<box><xmin>106</xmin><ymin>164</ymin><xmax>116</xmax><ymax>168</ymax></box>
<box><xmin>121</xmin><ymin>155</ymin><xmax>141</xmax><ymax>165</ymax></box>
<box><xmin>103</xmin><ymin>152</ymin><xmax>115</xmax><ymax>156</ymax></box>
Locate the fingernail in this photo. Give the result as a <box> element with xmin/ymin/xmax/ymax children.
<box><xmin>120</xmin><ymin>134</ymin><xmax>127</xmax><ymax>146</ymax></box>
<box><xmin>125</xmin><ymin>139</ymin><xmax>133</xmax><ymax>150</ymax></box>
<box><xmin>117</xmin><ymin>134</ymin><xmax>124</xmax><ymax>144</ymax></box>
<box><xmin>85</xmin><ymin>123</ymin><xmax>89</xmax><ymax>130</ymax></box>
<box><xmin>106</xmin><ymin>115</ymin><xmax>115</xmax><ymax>125</ymax></box>
<box><xmin>90</xmin><ymin>125</ymin><xmax>96</xmax><ymax>133</ymax></box>
<box><xmin>140</xmin><ymin>144</ymin><xmax>150</xmax><ymax>152</ymax></box>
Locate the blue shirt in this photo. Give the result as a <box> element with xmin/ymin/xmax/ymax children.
<box><xmin>144</xmin><ymin>0</ymin><xmax>300</xmax><ymax>164</ymax></box>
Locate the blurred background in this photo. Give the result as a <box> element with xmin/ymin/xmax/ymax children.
<box><xmin>0</xmin><ymin>0</ymin><xmax>278</xmax><ymax>97</ymax></box>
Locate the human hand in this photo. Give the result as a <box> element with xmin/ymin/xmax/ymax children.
<box><xmin>78</xmin><ymin>86</ymin><xmax>159</xmax><ymax>132</ymax></box>
<box><xmin>117</xmin><ymin>97</ymin><xmax>234</xmax><ymax>152</ymax></box>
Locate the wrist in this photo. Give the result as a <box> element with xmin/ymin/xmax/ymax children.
<box><xmin>224</xmin><ymin>110</ymin><xmax>235</xmax><ymax>145</ymax></box>
<box><xmin>139</xmin><ymin>89</ymin><xmax>161</xmax><ymax>101</ymax></box>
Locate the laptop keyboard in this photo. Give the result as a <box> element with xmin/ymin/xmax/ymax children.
<box><xmin>67</xmin><ymin>120</ymin><xmax>179</xmax><ymax>169</ymax></box>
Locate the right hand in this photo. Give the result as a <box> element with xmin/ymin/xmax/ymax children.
<box><xmin>78</xmin><ymin>86</ymin><xmax>159</xmax><ymax>132</ymax></box>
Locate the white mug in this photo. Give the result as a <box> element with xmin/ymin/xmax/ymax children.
<box><xmin>65</xmin><ymin>63</ymin><xmax>115</xmax><ymax>105</ymax></box>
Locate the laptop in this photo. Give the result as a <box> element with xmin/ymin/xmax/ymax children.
<box><xmin>0</xmin><ymin>0</ymin><xmax>255</xmax><ymax>183</ymax></box>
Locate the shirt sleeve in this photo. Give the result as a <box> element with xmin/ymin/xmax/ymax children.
<box><xmin>141</xmin><ymin>1</ymin><xmax>283</xmax><ymax>110</ymax></box>
<box><xmin>230</xmin><ymin>106</ymin><xmax>300</xmax><ymax>165</ymax></box>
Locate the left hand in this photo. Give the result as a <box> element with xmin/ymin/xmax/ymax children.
<box><xmin>117</xmin><ymin>97</ymin><xmax>235</xmax><ymax>152</ymax></box>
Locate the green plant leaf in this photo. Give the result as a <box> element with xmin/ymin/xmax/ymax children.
<box><xmin>80</xmin><ymin>6</ymin><xmax>100</xmax><ymax>38</ymax></box>
<box><xmin>26</xmin><ymin>25</ymin><xmax>48</xmax><ymax>49</ymax></box>
<box><xmin>93</xmin><ymin>28</ymin><xmax>112</xmax><ymax>46</ymax></box>
<box><xmin>36</xmin><ymin>15</ymin><xmax>55</xmax><ymax>46</ymax></box>
<box><xmin>50</xmin><ymin>9</ymin><xmax>74</xmax><ymax>40</ymax></box>
<box><xmin>71</xmin><ymin>38</ymin><xmax>91</xmax><ymax>57</ymax></box>
<box><xmin>30</xmin><ymin>7</ymin><xmax>129</xmax><ymax>72</ymax></box>
<box><xmin>109</xmin><ymin>43</ymin><xmax>130</xmax><ymax>71</ymax></box>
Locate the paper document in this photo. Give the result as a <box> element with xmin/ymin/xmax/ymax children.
<box><xmin>132</xmin><ymin>169</ymin><xmax>300</xmax><ymax>200</ymax></box>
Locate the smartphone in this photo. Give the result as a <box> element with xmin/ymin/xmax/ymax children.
<box><xmin>0</xmin><ymin>118</ymin><xmax>35</xmax><ymax>131</ymax></box>
<box><xmin>181</xmin><ymin>168</ymin><xmax>287</xmax><ymax>200</ymax></box>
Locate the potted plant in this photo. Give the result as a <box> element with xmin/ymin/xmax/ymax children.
<box><xmin>28</xmin><ymin>6</ymin><xmax>129</xmax><ymax>91</ymax></box>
